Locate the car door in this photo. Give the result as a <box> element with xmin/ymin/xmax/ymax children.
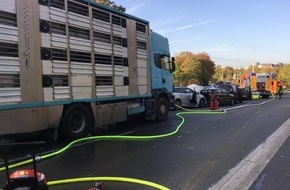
<box><xmin>179</xmin><ymin>87</ymin><xmax>191</xmax><ymax>106</ymax></box>
<box><xmin>221</xmin><ymin>88</ymin><xmax>231</xmax><ymax>103</ymax></box>
<box><xmin>186</xmin><ymin>88</ymin><xmax>196</xmax><ymax>106</ymax></box>
<box><xmin>217</xmin><ymin>88</ymin><xmax>227</xmax><ymax>104</ymax></box>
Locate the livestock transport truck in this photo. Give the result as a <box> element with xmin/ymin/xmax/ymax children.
<box><xmin>0</xmin><ymin>0</ymin><xmax>176</xmax><ymax>141</ymax></box>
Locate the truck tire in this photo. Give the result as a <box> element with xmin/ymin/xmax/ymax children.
<box><xmin>60</xmin><ymin>104</ymin><xmax>92</xmax><ymax>141</ymax></box>
<box><xmin>156</xmin><ymin>97</ymin><xmax>169</xmax><ymax>121</ymax></box>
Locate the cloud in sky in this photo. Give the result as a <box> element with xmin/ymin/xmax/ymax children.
<box><xmin>150</xmin><ymin>15</ymin><xmax>186</xmax><ymax>29</ymax></box>
<box><xmin>177</xmin><ymin>19</ymin><xmax>217</xmax><ymax>30</ymax></box>
<box><xmin>125</xmin><ymin>3</ymin><xmax>146</xmax><ymax>14</ymax></box>
<box><xmin>162</xmin><ymin>19</ymin><xmax>219</xmax><ymax>34</ymax></box>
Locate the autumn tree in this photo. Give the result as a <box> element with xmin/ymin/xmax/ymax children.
<box><xmin>212</xmin><ymin>66</ymin><xmax>222</xmax><ymax>83</ymax></box>
<box><xmin>95</xmin><ymin>0</ymin><xmax>125</xmax><ymax>12</ymax></box>
<box><xmin>174</xmin><ymin>52</ymin><xmax>215</xmax><ymax>86</ymax></box>
<box><xmin>277</xmin><ymin>64</ymin><xmax>290</xmax><ymax>88</ymax></box>
<box><xmin>224</xmin><ymin>66</ymin><xmax>234</xmax><ymax>81</ymax></box>
<box><xmin>174</xmin><ymin>52</ymin><xmax>195</xmax><ymax>86</ymax></box>
<box><xmin>194</xmin><ymin>53</ymin><xmax>215</xmax><ymax>86</ymax></box>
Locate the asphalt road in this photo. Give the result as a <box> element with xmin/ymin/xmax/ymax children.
<box><xmin>0</xmin><ymin>93</ymin><xmax>289</xmax><ymax>190</ymax></box>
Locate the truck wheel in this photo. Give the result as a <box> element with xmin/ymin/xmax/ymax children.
<box><xmin>60</xmin><ymin>104</ymin><xmax>92</xmax><ymax>141</ymax></box>
<box><xmin>156</xmin><ymin>97</ymin><xmax>169</xmax><ymax>121</ymax></box>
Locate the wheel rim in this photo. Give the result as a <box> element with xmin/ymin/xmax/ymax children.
<box><xmin>159</xmin><ymin>103</ymin><xmax>167</xmax><ymax>116</ymax></box>
<box><xmin>69</xmin><ymin>111</ymin><xmax>86</xmax><ymax>133</ymax></box>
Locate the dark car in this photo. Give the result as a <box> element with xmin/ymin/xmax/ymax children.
<box><xmin>239</xmin><ymin>86</ymin><xmax>251</xmax><ymax>100</ymax></box>
<box><xmin>216</xmin><ymin>84</ymin><xmax>242</xmax><ymax>103</ymax></box>
<box><xmin>200</xmin><ymin>86</ymin><xmax>235</xmax><ymax>106</ymax></box>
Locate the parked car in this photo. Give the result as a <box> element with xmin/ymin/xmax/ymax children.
<box><xmin>173</xmin><ymin>86</ymin><xmax>207</xmax><ymax>109</ymax></box>
<box><xmin>239</xmin><ymin>86</ymin><xmax>251</xmax><ymax>100</ymax></box>
<box><xmin>200</xmin><ymin>86</ymin><xmax>235</xmax><ymax>106</ymax></box>
<box><xmin>216</xmin><ymin>84</ymin><xmax>242</xmax><ymax>103</ymax></box>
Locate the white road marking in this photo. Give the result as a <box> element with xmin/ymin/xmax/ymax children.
<box><xmin>225</xmin><ymin>94</ymin><xmax>275</xmax><ymax>111</ymax></box>
<box><xmin>208</xmin><ymin>117</ymin><xmax>290</xmax><ymax>190</ymax></box>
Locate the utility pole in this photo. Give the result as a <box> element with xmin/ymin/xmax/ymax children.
<box><xmin>252</xmin><ymin>48</ymin><xmax>255</xmax><ymax>73</ymax></box>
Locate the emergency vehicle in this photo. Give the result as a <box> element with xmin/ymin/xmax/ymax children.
<box><xmin>240</xmin><ymin>72</ymin><xmax>283</xmax><ymax>99</ymax></box>
<box><xmin>250</xmin><ymin>73</ymin><xmax>272</xmax><ymax>98</ymax></box>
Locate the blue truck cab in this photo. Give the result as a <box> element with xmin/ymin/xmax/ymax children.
<box><xmin>145</xmin><ymin>31</ymin><xmax>176</xmax><ymax>120</ymax></box>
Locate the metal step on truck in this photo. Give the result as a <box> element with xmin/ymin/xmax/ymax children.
<box><xmin>0</xmin><ymin>0</ymin><xmax>175</xmax><ymax>141</ymax></box>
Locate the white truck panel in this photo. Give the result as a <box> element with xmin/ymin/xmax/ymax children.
<box><xmin>138</xmin><ymin>68</ymin><xmax>147</xmax><ymax>77</ymax></box>
<box><xmin>69</xmin><ymin>37</ymin><xmax>91</xmax><ymax>51</ymax></box>
<box><xmin>0</xmin><ymin>24</ymin><xmax>18</xmax><ymax>43</ymax></box>
<box><xmin>0</xmin><ymin>0</ymin><xmax>16</xmax><ymax>13</ymax></box>
<box><xmin>94</xmin><ymin>42</ymin><xmax>112</xmax><ymax>54</ymax></box>
<box><xmin>0</xmin><ymin>88</ymin><xmax>21</xmax><ymax>104</ymax></box>
<box><xmin>139</xmin><ymin>86</ymin><xmax>148</xmax><ymax>95</ymax></box>
<box><xmin>93</xmin><ymin>19</ymin><xmax>111</xmax><ymax>33</ymax></box>
<box><xmin>71</xmin><ymin>75</ymin><xmax>93</xmax><ymax>86</ymax></box>
<box><xmin>123</xmin><ymin>66</ymin><xmax>128</xmax><ymax>76</ymax></box>
<box><xmin>114</xmin><ymin>76</ymin><xmax>123</xmax><ymax>86</ymax></box>
<box><xmin>42</xmin><ymin>60</ymin><xmax>53</xmax><ymax>74</ymax></box>
<box><xmin>50</xmin><ymin>7</ymin><xmax>66</xmax><ymax>23</ymax></box>
<box><xmin>51</xmin><ymin>34</ymin><xmax>67</xmax><ymax>48</ymax></box>
<box><xmin>41</xmin><ymin>33</ymin><xmax>51</xmax><ymax>48</ymax></box>
<box><xmin>0</xmin><ymin>57</ymin><xmax>20</xmax><ymax>73</ymax></box>
<box><xmin>112</xmin><ymin>25</ymin><xmax>122</xmax><ymax>36</ymax></box>
<box><xmin>44</xmin><ymin>86</ymin><xmax>70</xmax><ymax>101</ymax></box>
<box><xmin>43</xmin><ymin>87</ymin><xmax>53</xmax><ymax>101</ymax></box>
<box><xmin>96</xmin><ymin>86</ymin><xmax>114</xmax><ymax>97</ymax></box>
<box><xmin>115</xmin><ymin>86</ymin><xmax>129</xmax><ymax>96</ymax></box>
<box><xmin>72</xmin><ymin>87</ymin><xmax>92</xmax><ymax>98</ymax></box>
<box><xmin>137</xmin><ymin>50</ymin><xmax>148</xmax><ymax>59</ymax></box>
<box><xmin>54</xmin><ymin>86</ymin><xmax>70</xmax><ymax>99</ymax></box>
<box><xmin>95</xmin><ymin>64</ymin><xmax>113</xmax><ymax>75</ymax></box>
<box><xmin>39</xmin><ymin>5</ymin><xmax>49</xmax><ymax>21</ymax></box>
<box><xmin>137</xmin><ymin>31</ymin><xmax>147</xmax><ymax>42</ymax></box>
<box><xmin>138</xmin><ymin>78</ymin><xmax>148</xmax><ymax>85</ymax></box>
<box><xmin>53</xmin><ymin>61</ymin><xmax>69</xmax><ymax>74</ymax></box>
<box><xmin>68</xmin><ymin>12</ymin><xmax>90</xmax><ymax>28</ymax></box>
<box><xmin>114</xmin><ymin>65</ymin><xmax>123</xmax><ymax>76</ymax></box>
<box><xmin>113</xmin><ymin>45</ymin><xmax>123</xmax><ymax>56</ymax></box>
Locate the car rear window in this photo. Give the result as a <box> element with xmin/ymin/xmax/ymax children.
<box><xmin>174</xmin><ymin>87</ymin><xmax>186</xmax><ymax>93</ymax></box>
<box><xmin>218</xmin><ymin>85</ymin><xmax>232</xmax><ymax>92</ymax></box>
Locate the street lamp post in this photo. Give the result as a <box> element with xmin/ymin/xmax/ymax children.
<box><xmin>252</xmin><ymin>48</ymin><xmax>255</xmax><ymax>73</ymax></box>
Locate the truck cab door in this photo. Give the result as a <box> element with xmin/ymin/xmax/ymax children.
<box><xmin>153</xmin><ymin>53</ymin><xmax>174</xmax><ymax>92</ymax></box>
<box><xmin>161</xmin><ymin>55</ymin><xmax>175</xmax><ymax>92</ymax></box>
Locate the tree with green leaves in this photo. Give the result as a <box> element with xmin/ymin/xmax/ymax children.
<box><xmin>194</xmin><ymin>53</ymin><xmax>215</xmax><ymax>85</ymax></box>
<box><xmin>277</xmin><ymin>64</ymin><xmax>290</xmax><ymax>89</ymax></box>
<box><xmin>95</xmin><ymin>0</ymin><xmax>126</xmax><ymax>12</ymax></box>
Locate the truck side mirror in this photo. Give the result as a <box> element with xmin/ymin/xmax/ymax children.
<box><xmin>170</xmin><ymin>57</ymin><xmax>176</xmax><ymax>73</ymax></box>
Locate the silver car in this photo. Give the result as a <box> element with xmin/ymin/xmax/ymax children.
<box><xmin>173</xmin><ymin>86</ymin><xmax>206</xmax><ymax>109</ymax></box>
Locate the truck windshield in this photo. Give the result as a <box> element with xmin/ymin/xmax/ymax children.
<box><xmin>154</xmin><ymin>53</ymin><xmax>171</xmax><ymax>71</ymax></box>
<box><xmin>161</xmin><ymin>56</ymin><xmax>170</xmax><ymax>71</ymax></box>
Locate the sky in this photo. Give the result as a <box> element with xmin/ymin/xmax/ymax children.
<box><xmin>112</xmin><ymin>0</ymin><xmax>290</xmax><ymax>67</ymax></box>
